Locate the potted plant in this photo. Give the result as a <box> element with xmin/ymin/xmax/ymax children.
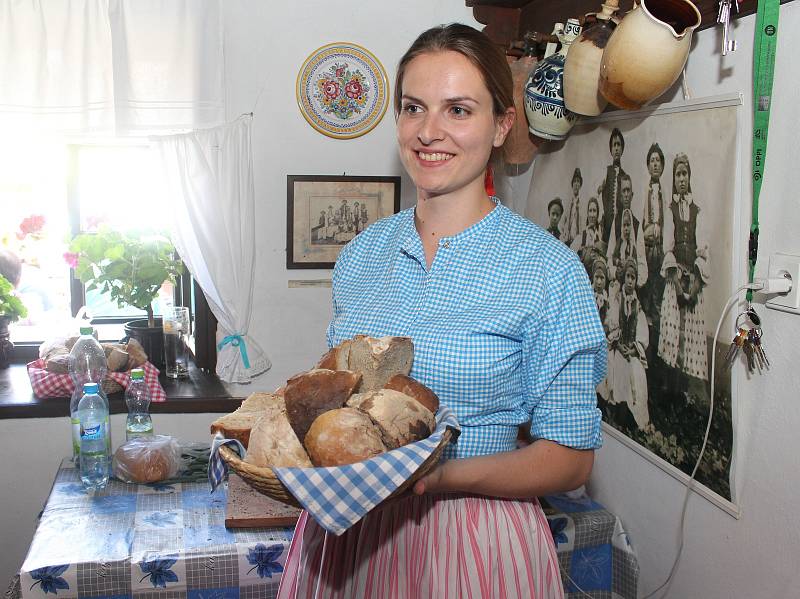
<box><xmin>0</xmin><ymin>274</ymin><xmax>28</xmax><ymax>369</ymax></box>
<box><xmin>66</xmin><ymin>227</ymin><xmax>183</xmax><ymax>369</ymax></box>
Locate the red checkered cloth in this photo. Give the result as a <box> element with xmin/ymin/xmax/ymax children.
<box><xmin>26</xmin><ymin>359</ymin><xmax>167</xmax><ymax>402</ymax></box>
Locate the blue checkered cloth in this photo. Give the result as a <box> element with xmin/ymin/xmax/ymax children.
<box><xmin>209</xmin><ymin>432</ymin><xmax>246</xmax><ymax>493</ymax></box>
<box><xmin>273</xmin><ymin>406</ymin><xmax>459</xmax><ymax>536</ymax></box>
<box><xmin>326</xmin><ymin>199</ymin><xmax>607</xmax><ymax>459</ymax></box>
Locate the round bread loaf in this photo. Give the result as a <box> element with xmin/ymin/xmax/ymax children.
<box><xmin>304</xmin><ymin>408</ymin><xmax>387</xmax><ymax>467</ymax></box>
<box><xmin>356</xmin><ymin>389</ymin><xmax>435</xmax><ymax>449</ymax></box>
<box><xmin>112</xmin><ymin>437</ymin><xmax>179</xmax><ymax>483</ymax></box>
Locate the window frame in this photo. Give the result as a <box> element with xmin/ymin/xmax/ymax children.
<box><xmin>8</xmin><ymin>143</ymin><xmax>217</xmax><ymax>372</ymax></box>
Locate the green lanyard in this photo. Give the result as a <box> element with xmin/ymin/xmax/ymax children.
<box><xmin>747</xmin><ymin>0</ymin><xmax>780</xmax><ymax>303</ymax></box>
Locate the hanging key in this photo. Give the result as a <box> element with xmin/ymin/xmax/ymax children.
<box><xmin>724</xmin><ymin>326</ymin><xmax>749</xmax><ymax>369</ymax></box>
<box><xmin>717</xmin><ymin>0</ymin><xmax>739</xmax><ymax>56</ymax></box>
<box><xmin>742</xmin><ymin>334</ymin><xmax>756</xmax><ymax>372</ymax></box>
<box><xmin>749</xmin><ymin>327</ymin><xmax>770</xmax><ymax>369</ymax></box>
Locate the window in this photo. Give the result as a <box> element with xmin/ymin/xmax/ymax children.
<box><xmin>1</xmin><ymin>138</ymin><xmax>216</xmax><ymax>369</ymax></box>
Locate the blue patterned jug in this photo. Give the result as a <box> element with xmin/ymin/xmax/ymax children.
<box><xmin>524</xmin><ymin>19</ymin><xmax>582</xmax><ymax>140</ymax></box>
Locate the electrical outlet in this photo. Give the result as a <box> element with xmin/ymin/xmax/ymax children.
<box><xmin>765</xmin><ymin>253</ymin><xmax>800</xmax><ymax>314</ymax></box>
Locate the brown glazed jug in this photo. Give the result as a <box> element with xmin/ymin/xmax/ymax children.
<box><xmin>563</xmin><ymin>1</ymin><xmax>620</xmax><ymax>116</ymax></box>
<box><xmin>599</xmin><ymin>0</ymin><xmax>701</xmax><ymax>110</ymax></box>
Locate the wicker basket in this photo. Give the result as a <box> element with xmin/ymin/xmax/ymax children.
<box><xmin>219</xmin><ymin>428</ymin><xmax>453</xmax><ymax>508</ymax></box>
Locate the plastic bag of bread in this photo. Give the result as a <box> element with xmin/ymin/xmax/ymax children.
<box><xmin>112</xmin><ymin>435</ymin><xmax>182</xmax><ymax>483</ymax></box>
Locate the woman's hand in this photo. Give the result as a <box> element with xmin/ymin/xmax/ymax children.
<box><xmin>412</xmin><ymin>463</ymin><xmax>447</xmax><ymax>495</ymax></box>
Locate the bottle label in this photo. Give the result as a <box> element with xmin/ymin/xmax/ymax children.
<box><xmin>81</xmin><ymin>423</ymin><xmax>103</xmax><ymax>441</ymax></box>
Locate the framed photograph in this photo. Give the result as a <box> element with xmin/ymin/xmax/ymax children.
<box><xmin>526</xmin><ymin>94</ymin><xmax>742</xmax><ymax>509</ymax></box>
<box><xmin>287</xmin><ymin>175</ymin><xmax>401</xmax><ymax>269</ymax></box>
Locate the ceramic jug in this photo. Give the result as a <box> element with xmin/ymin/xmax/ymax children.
<box><xmin>599</xmin><ymin>0</ymin><xmax>701</xmax><ymax>110</ymax></box>
<box><xmin>503</xmin><ymin>54</ymin><xmax>540</xmax><ymax>164</ymax></box>
<box><xmin>563</xmin><ymin>1</ymin><xmax>619</xmax><ymax>116</ymax></box>
<box><xmin>524</xmin><ymin>19</ymin><xmax>582</xmax><ymax>141</ymax></box>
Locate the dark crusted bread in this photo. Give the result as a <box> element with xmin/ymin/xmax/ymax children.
<box><xmin>283</xmin><ymin>368</ymin><xmax>362</xmax><ymax>444</ymax></box>
<box><xmin>383</xmin><ymin>373</ymin><xmax>439</xmax><ymax>414</ymax></box>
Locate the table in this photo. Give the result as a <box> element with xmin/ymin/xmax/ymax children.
<box><xmin>18</xmin><ymin>459</ymin><xmax>293</xmax><ymax>599</ymax></box>
<box><xmin>541</xmin><ymin>493</ymin><xmax>640</xmax><ymax>599</ymax></box>
<box><xmin>17</xmin><ymin>460</ymin><xmax>638</xmax><ymax>599</ymax></box>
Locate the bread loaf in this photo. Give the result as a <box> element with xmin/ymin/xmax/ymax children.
<box><xmin>209</xmin><ymin>410</ymin><xmax>262</xmax><ymax>448</ymax></box>
<box><xmin>383</xmin><ymin>373</ymin><xmax>440</xmax><ymax>414</ymax></box>
<box><xmin>304</xmin><ymin>408</ymin><xmax>387</xmax><ymax>466</ymax></box>
<box><xmin>315</xmin><ymin>338</ymin><xmax>352</xmax><ymax>371</ymax></box>
<box><xmin>209</xmin><ymin>392</ymin><xmax>284</xmax><ymax>447</ymax></box>
<box><xmin>348</xmin><ymin>336</ymin><xmax>413</xmax><ymax>392</ymax></box>
<box><xmin>352</xmin><ymin>389</ymin><xmax>435</xmax><ymax>449</ymax></box>
<box><xmin>239</xmin><ymin>392</ymin><xmax>283</xmax><ymax>412</ymax></box>
<box><xmin>112</xmin><ymin>436</ymin><xmax>180</xmax><ymax>483</ymax></box>
<box><xmin>245</xmin><ymin>401</ymin><xmax>313</xmax><ymax>468</ymax></box>
<box><xmin>283</xmin><ymin>369</ymin><xmax>362</xmax><ymax>444</ymax></box>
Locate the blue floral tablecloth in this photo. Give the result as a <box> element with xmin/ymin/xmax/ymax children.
<box><xmin>19</xmin><ymin>459</ymin><xmax>293</xmax><ymax>599</ymax></box>
<box><xmin>542</xmin><ymin>493</ymin><xmax>639</xmax><ymax>599</ymax></box>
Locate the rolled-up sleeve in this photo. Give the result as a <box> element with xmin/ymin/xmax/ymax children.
<box><xmin>524</xmin><ymin>254</ymin><xmax>607</xmax><ymax>449</ymax></box>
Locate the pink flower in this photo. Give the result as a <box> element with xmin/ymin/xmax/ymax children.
<box><xmin>18</xmin><ymin>214</ymin><xmax>45</xmax><ymax>237</ymax></box>
<box><xmin>63</xmin><ymin>252</ymin><xmax>79</xmax><ymax>269</ymax></box>
<box><xmin>345</xmin><ymin>80</ymin><xmax>363</xmax><ymax>99</ymax></box>
<box><xmin>322</xmin><ymin>80</ymin><xmax>339</xmax><ymax>100</ymax></box>
<box><xmin>335</xmin><ymin>67</ymin><xmax>345</xmax><ymax>78</ymax></box>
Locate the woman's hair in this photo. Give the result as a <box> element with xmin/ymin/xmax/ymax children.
<box><xmin>646</xmin><ymin>142</ymin><xmax>664</xmax><ymax>168</ymax></box>
<box><xmin>394</xmin><ymin>23</ymin><xmax>513</xmax><ymax>118</ymax></box>
<box><xmin>672</xmin><ymin>152</ymin><xmax>692</xmax><ymax>195</ymax></box>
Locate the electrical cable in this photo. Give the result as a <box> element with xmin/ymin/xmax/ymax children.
<box><xmin>642</xmin><ymin>283</ymin><xmax>754</xmax><ymax>598</ymax></box>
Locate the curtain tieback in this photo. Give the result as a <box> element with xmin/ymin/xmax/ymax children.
<box><xmin>217</xmin><ymin>334</ymin><xmax>251</xmax><ymax>369</ymax></box>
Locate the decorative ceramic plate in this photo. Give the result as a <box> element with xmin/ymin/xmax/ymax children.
<box><xmin>296</xmin><ymin>42</ymin><xmax>389</xmax><ymax>139</ymax></box>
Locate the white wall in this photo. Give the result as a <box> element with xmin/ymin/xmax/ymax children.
<box><xmin>0</xmin><ymin>0</ymin><xmax>479</xmax><ymax>587</ymax></box>
<box><xmin>584</xmin><ymin>5</ymin><xmax>800</xmax><ymax>598</ymax></box>
<box><xmin>222</xmin><ymin>0</ymin><xmax>479</xmax><ymax>396</ymax></box>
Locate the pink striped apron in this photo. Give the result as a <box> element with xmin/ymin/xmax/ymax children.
<box><xmin>277</xmin><ymin>493</ymin><xmax>564</xmax><ymax>599</ymax></box>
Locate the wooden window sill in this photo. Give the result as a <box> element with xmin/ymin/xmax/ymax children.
<box><xmin>0</xmin><ymin>362</ymin><xmax>244</xmax><ymax>419</ymax></box>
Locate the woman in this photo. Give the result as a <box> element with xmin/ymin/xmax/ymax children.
<box><xmin>658</xmin><ymin>153</ymin><xmax>709</xmax><ymax>383</ymax></box>
<box><xmin>571</xmin><ymin>196</ymin><xmax>605</xmax><ymax>278</ymax></box>
<box><xmin>607</xmin><ymin>208</ymin><xmax>647</xmax><ymax>294</ymax></box>
<box><xmin>561</xmin><ymin>167</ymin><xmax>582</xmax><ymax>246</ymax></box>
<box><xmin>277</xmin><ymin>24</ymin><xmax>606</xmax><ymax>599</ymax></box>
<box><xmin>607</xmin><ymin>258</ymin><xmax>650</xmax><ymax>430</ymax></box>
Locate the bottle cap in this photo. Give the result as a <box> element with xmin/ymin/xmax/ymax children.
<box><xmin>79</xmin><ymin>326</ymin><xmax>94</xmax><ymax>335</ymax></box>
<box><xmin>83</xmin><ymin>382</ymin><xmax>100</xmax><ymax>394</ymax></box>
<box><xmin>130</xmin><ymin>368</ymin><xmax>145</xmax><ymax>380</ymax></box>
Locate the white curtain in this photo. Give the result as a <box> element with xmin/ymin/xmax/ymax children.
<box><xmin>0</xmin><ymin>0</ymin><xmax>224</xmax><ymax>134</ymax></box>
<box><xmin>153</xmin><ymin>115</ymin><xmax>270</xmax><ymax>384</ymax></box>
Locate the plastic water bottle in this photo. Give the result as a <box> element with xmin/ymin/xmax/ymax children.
<box><xmin>125</xmin><ymin>368</ymin><xmax>153</xmax><ymax>440</ymax></box>
<box><xmin>78</xmin><ymin>382</ymin><xmax>110</xmax><ymax>491</ymax></box>
<box><xmin>68</xmin><ymin>326</ymin><xmax>108</xmax><ymax>460</ymax></box>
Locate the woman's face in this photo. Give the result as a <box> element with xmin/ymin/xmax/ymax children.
<box><xmin>588</xmin><ymin>202</ymin><xmax>598</xmax><ymax>225</ymax></box>
<box><xmin>624</xmin><ymin>268</ymin><xmax>636</xmax><ymax>294</ymax></box>
<box><xmin>648</xmin><ymin>153</ymin><xmax>663</xmax><ymax>180</ymax></box>
<box><xmin>622</xmin><ymin>215</ymin><xmax>632</xmax><ymax>239</ymax></box>
<box><xmin>674</xmin><ymin>163</ymin><xmax>690</xmax><ymax>195</ymax></box>
<box><xmin>396</xmin><ymin>51</ymin><xmax>512</xmax><ymax>200</ymax></box>
<box><xmin>593</xmin><ymin>270</ymin><xmax>606</xmax><ymax>292</ymax></box>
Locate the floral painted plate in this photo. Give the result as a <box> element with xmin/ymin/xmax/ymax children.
<box><xmin>296</xmin><ymin>42</ymin><xmax>389</xmax><ymax>139</ymax></box>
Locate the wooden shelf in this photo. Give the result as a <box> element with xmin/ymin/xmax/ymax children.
<box><xmin>467</xmin><ymin>0</ymin><xmax>793</xmax><ymax>49</ymax></box>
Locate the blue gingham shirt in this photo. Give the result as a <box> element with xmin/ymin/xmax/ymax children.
<box><xmin>327</xmin><ymin>199</ymin><xmax>606</xmax><ymax>459</ymax></box>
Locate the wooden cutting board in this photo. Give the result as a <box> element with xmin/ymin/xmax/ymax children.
<box><xmin>225</xmin><ymin>472</ymin><xmax>302</xmax><ymax>528</ymax></box>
